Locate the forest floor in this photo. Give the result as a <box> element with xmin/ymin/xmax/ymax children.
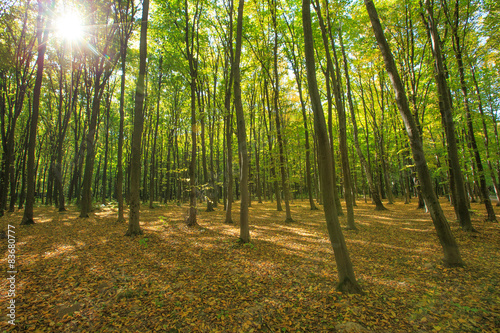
<box><xmin>1</xmin><ymin>197</ymin><xmax>499</xmax><ymax>332</ymax></box>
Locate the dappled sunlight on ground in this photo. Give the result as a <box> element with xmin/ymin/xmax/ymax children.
<box><xmin>0</xmin><ymin>197</ymin><xmax>498</xmax><ymax>332</ymax></box>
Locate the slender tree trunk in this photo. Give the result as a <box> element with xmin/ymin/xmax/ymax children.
<box><xmin>282</xmin><ymin>20</ymin><xmax>317</xmax><ymax>210</ymax></box>
<box><xmin>224</xmin><ymin>0</ymin><xmax>234</xmax><ymax>223</ymax></box>
<box><xmin>150</xmin><ymin>56</ymin><xmax>162</xmax><ymax>209</ymax></box>
<box><xmin>22</xmin><ymin>0</ymin><xmax>51</xmax><ymax>225</ymax></box>
<box><xmin>448</xmin><ymin>11</ymin><xmax>497</xmax><ymax>221</ymax></box>
<box><xmin>264</xmin><ymin>79</ymin><xmax>282</xmax><ymax>211</ymax></box>
<box><xmin>126</xmin><ymin>0</ymin><xmax>149</xmax><ymax>236</ymax></box>
<box><xmin>421</xmin><ymin>0</ymin><xmax>474</xmax><ymax>231</ymax></box>
<box><xmin>101</xmin><ymin>90</ymin><xmax>111</xmax><ymax>205</ymax></box>
<box><xmin>79</xmin><ymin>70</ymin><xmax>104</xmax><ymax>217</ymax></box>
<box><xmin>185</xmin><ymin>2</ymin><xmax>200</xmax><ymax>227</ymax></box>
<box><xmin>116</xmin><ymin>43</ymin><xmax>127</xmax><ymax>220</ymax></box>
<box><xmin>343</xmin><ymin>37</ymin><xmax>386</xmax><ymax>210</ymax></box>
<box><xmin>322</xmin><ymin>3</ymin><xmax>355</xmax><ymax>227</ymax></box>
<box><xmin>271</xmin><ymin>0</ymin><xmax>293</xmax><ymax>222</ymax></box>
<box><xmin>364</xmin><ymin>0</ymin><xmax>463</xmax><ymax>266</ymax></box>
<box><xmin>233</xmin><ymin>0</ymin><xmax>250</xmax><ymax>243</ymax></box>
<box><xmin>253</xmin><ymin>117</ymin><xmax>263</xmax><ymax>204</ymax></box>
<box><xmin>18</xmin><ymin>122</ymin><xmax>29</xmax><ymax>209</ymax></box>
<box><xmin>302</xmin><ymin>0</ymin><xmax>362</xmax><ymax>293</ymax></box>
<box><xmin>472</xmin><ymin>67</ymin><xmax>500</xmax><ymax>203</ymax></box>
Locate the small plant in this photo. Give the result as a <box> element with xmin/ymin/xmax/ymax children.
<box><xmin>139</xmin><ymin>237</ymin><xmax>149</xmax><ymax>248</ymax></box>
<box><xmin>217</xmin><ymin>309</ymin><xmax>228</xmax><ymax>319</ymax></box>
<box><xmin>154</xmin><ymin>299</ymin><xmax>163</xmax><ymax>308</ymax></box>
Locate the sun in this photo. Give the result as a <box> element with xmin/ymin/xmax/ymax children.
<box><xmin>55</xmin><ymin>11</ymin><xmax>84</xmax><ymax>42</ymax></box>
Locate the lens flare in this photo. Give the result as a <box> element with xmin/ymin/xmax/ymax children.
<box><xmin>56</xmin><ymin>11</ymin><xmax>84</xmax><ymax>42</ymax></box>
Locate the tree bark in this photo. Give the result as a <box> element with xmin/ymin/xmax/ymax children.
<box><xmin>101</xmin><ymin>88</ymin><xmax>112</xmax><ymax>205</ymax></box>
<box><xmin>185</xmin><ymin>0</ymin><xmax>200</xmax><ymax>227</ymax></box>
<box><xmin>224</xmin><ymin>0</ymin><xmax>234</xmax><ymax>224</ymax></box>
<box><xmin>126</xmin><ymin>0</ymin><xmax>149</xmax><ymax>236</ymax></box>
<box><xmin>150</xmin><ymin>56</ymin><xmax>162</xmax><ymax>209</ymax></box>
<box><xmin>22</xmin><ymin>0</ymin><xmax>51</xmax><ymax>225</ymax></box>
<box><xmin>303</xmin><ymin>0</ymin><xmax>362</xmax><ymax>293</ymax></box>
<box><xmin>421</xmin><ymin>0</ymin><xmax>474</xmax><ymax>231</ymax></box>
<box><xmin>472</xmin><ymin>66</ymin><xmax>500</xmax><ymax>204</ymax></box>
<box><xmin>233</xmin><ymin>0</ymin><xmax>250</xmax><ymax>243</ymax></box>
<box><xmin>364</xmin><ymin>0</ymin><xmax>463</xmax><ymax>266</ymax></box>
<box><xmin>271</xmin><ymin>0</ymin><xmax>293</xmax><ymax>222</ymax></box>
<box><xmin>342</xmin><ymin>34</ymin><xmax>386</xmax><ymax>211</ymax></box>
<box><xmin>115</xmin><ymin>0</ymin><xmax>136</xmax><ymax>222</ymax></box>
<box><xmin>445</xmin><ymin>0</ymin><xmax>497</xmax><ymax>222</ymax></box>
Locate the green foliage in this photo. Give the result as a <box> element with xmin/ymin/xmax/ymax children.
<box><xmin>138</xmin><ymin>237</ymin><xmax>149</xmax><ymax>248</ymax></box>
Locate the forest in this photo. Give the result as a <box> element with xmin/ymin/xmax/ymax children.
<box><xmin>1</xmin><ymin>0</ymin><xmax>499</xmax><ymax>331</ymax></box>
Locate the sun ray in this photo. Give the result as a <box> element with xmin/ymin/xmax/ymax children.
<box><xmin>55</xmin><ymin>10</ymin><xmax>84</xmax><ymax>42</ymax></box>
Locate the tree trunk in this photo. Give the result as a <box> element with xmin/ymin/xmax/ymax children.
<box><xmin>303</xmin><ymin>0</ymin><xmax>362</xmax><ymax>293</ymax></box>
<box><xmin>364</xmin><ymin>0</ymin><xmax>463</xmax><ymax>266</ymax></box>
<box><xmin>272</xmin><ymin>0</ymin><xmax>293</xmax><ymax>223</ymax></box>
<box><xmin>233</xmin><ymin>0</ymin><xmax>250</xmax><ymax>243</ymax></box>
<box><xmin>223</xmin><ymin>0</ymin><xmax>234</xmax><ymax>223</ymax></box>
<box><xmin>150</xmin><ymin>56</ymin><xmax>162</xmax><ymax>209</ymax></box>
<box><xmin>322</xmin><ymin>3</ymin><xmax>355</xmax><ymax>227</ymax></box>
<box><xmin>116</xmin><ymin>29</ymin><xmax>127</xmax><ymax>220</ymax></box>
<box><xmin>126</xmin><ymin>0</ymin><xmax>149</xmax><ymax>236</ymax></box>
<box><xmin>22</xmin><ymin>0</ymin><xmax>51</xmax><ymax>225</ymax></box>
<box><xmin>185</xmin><ymin>2</ymin><xmax>200</xmax><ymax>227</ymax></box>
<box><xmin>447</xmin><ymin>5</ymin><xmax>497</xmax><ymax>221</ymax></box>
<box><xmin>101</xmin><ymin>89</ymin><xmax>111</xmax><ymax>205</ymax></box>
<box><xmin>343</xmin><ymin>36</ymin><xmax>386</xmax><ymax>211</ymax></box>
<box><xmin>472</xmin><ymin>67</ymin><xmax>500</xmax><ymax>204</ymax></box>
<box><xmin>264</xmin><ymin>79</ymin><xmax>282</xmax><ymax>211</ymax></box>
<box><xmin>421</xmin><ymin>0</ymin><xmax>474</xmax><ymax>231</ymax></box>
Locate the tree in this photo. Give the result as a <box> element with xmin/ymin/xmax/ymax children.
<box><xmin>271</xmin><ymin>0</ymin><xmax>294</xmax><ymax>223</ymax></box>
<box><xmin>421</xmin><ymin>0</ymin><xmax>475</xmax><ymax>230</ymax></box>
<box><xmin>0</xmin><ymin>1</ymin><xmax>37</xmax><ymax>216</ymax></box>
<box><xmin>443</xmin><ymin>0</ymin><xmax>497</xmax><ymax>222</ymax></box>
<box><xmin>313</xmin><ymin>0</ymin><xmax>355</xmax><ymax>228</ymax></box>
<box><xmin>79</xmin><ymin>1</ymin><xmax>119</xmax><ymax>218</ymax></box>
<box><xmin>282</xmin><ymin>12</ymin><xmax>318</xmax><ymax>211</ymax></box>
<box><xmin>364</xmin><ymin>0</ymin><xmax>463</xmax><ymax>266</ymax></box>
<box><xmin>114</xmin><ymin>0</ymin><xmax>136</xmax><ymax>222</ymax></box>
<box><xmin>233</xmin><ymin>0</ymin><xmax>250</xmax><ymax>243</ymax></box>
<box><xmin>183</xmin><ymin>0</ymin><xmax>202</xmax><ymax>227</ymax></box>
<box><xmin>302</xmin><ymin>0</ymin><xmax>362</xmax><ymax>293</ymax></box>
<box><xmin>126</xmin><ymin>0</ymin><xmax>149</xmax><ymax>236</ymax></box>
<box><xmin>22</xmin><ymin>0</ymin><xmax>53</xmax><ymax>225</ymax></box>
<box><xmin>339</xmin><ymin>22</ymin><xmax>386</xmax><ymax>211</ymax></box>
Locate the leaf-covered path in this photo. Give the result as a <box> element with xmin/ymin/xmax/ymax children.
<box><xmin>1</xmin><ymin>199</ymin><xmax>499</xmax><ymax>332</ymax></box>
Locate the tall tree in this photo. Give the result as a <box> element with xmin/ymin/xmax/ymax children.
<box><xmin>282</xmin><ymin>14</ymin><xmax>318</xmax><ymax>211</ymax></box>
<box><xmin>421</xmin><ymin>0</ymin><xmax>475</xmax><ymax>230</ymax></box>
<box><xmin>339</xmin><ymin>23</ymin><xmax>386</xmax><ymax>211</ymax></box>
<box><xmin>80</xmin><ymin>2</ymin><xmax>119</xmax><ymax>218</ymax></box>
<box><xmin>150</xmin><ymin>55</ymin><xmax>162</xmax><ymax>209</ymax></box>
<box><xmin>126</xmin><ymin>0</ymin><xmax>150</xmax><ymax>236</ymax></box>
<box><xmin>271</xmin><ymin>0</ymin><xmax>294</xmax><ymax>222</ymax></box>
<box><xmin>183</xmin><ymin>0</ymin><xmax>202</xmax><ymax>227</ymax></box>
<box><xmin>233</xmin><ymin>0</ymin><xmax>250</xmax><ymax>243</ymax></box>
<box><xmin>364</xmin><ymin>0</ymin><xmax>463</xmax><ymax>266</ymax></box>
<box><xmin>443</xmin><ymin>0</ymin><xmax>497</xmax><ymax>222</ymax></box>
<box><xmin>223</xmin><ymin>0</ymin><xmax>235</xmax><ymax>224</ymax></box>
<box><xmin>302</xmin><ymin>0</ymin><xmax>362</xmax><ymax>293</ymax></box>
<box><xmin>114</xmin><ymin>0</ymin><xmax>136</xmax><ymax>222</ymax></box>
<box><xmin>22</xmin><ymin>0</ymin><xmax>53</xmax><ymax>225</ymax></box>
<box><xmin>0</xmin><ymin>1</ymin><xmax>36</xmax><ymax>216</ymax></box>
